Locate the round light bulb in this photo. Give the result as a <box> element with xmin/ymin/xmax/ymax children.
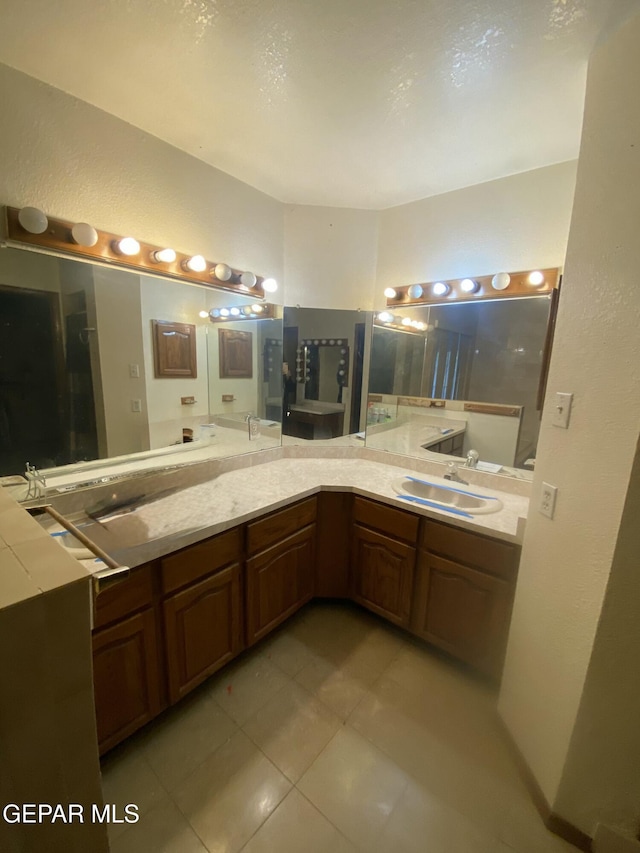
<box><xmin>407</xmin><ymin>284</ymin><xmax>423</xmax><ymax>300</ymax></box>
<box><xmin>114</xmin><ymin>237</ymin><xmax>140</xmax><ymax>256</ymax></box>
<box><xmin>71</xmin><ymin>222</ymin><xmax>98</xmax><ymax>247</ymax></box>
<box><xmin>262</xmin><ymin>278</ymin><xmax>278</xmax><ymax>293</ymax></box>
<box><xmin>242</xmin><ymin>306</ymin><xmax>253</xmax><ymax>316</ymax></box>
<box><xmin>18</xmin><ymin>207</ymin><xmax>48</xmax><ymax>234</ymax></box>
<box><xmin>491</xmin><ymin>272</ymin><xmax>511</xmax><ymax>291</ymax></box>
<box><xmin>210</xmin><ymin>309</ymin><xmax>221</xmax><ymax>318</ymax></box>
<box><xmin>214</xmin><ymin>263</ymin><xmax>232</xmax><ymax>281</ymax></box>
<box><xmin>220</xmin><ymin>308</ymin><xmax>230</xmax><ymax>317</ymax></box>
<box><xmin>460</xmin><ymin>278</ymin><xmax>478</xmax><ymax>293</ymax></box>
<box><xmin>393</xmin><ymin>315</ymin><xmax>403</xmax><ymax>325</ymax></box>
<box><xmin>152</xmin><ymin>247</ymin><xmax>177</xmax><ymax>264</ymax></box>
<box><xmin>184</xmin><ymin>255</ymin><xmax>207</xmax><ymax>273</ymax></box>
<box><xmin>198</xmin><ymin>310</ymin><xmax>209</xmax><ymax>318</ymax></box>
<box><xmin>240</xmin><ymin>271</ymin><xmax>257</xmax><ymax>288</ymax></box>
<box><xmin>432</xmin><ymin>282</ymin><xmax>449</xmax><ymax>297</ymax></box>
<box><xmin>377</xmin><ymin>311</ymin><xmax>393</xmax><ymax>323</ymax></box>
<box><xmin>384</xmin><ymin>287</ymin><xmax>397</xmax><ymax>299</ymax></box>
<box><xmin>528</xmin><ymin>270</ymin><xmax>545</xmax><ymax>286</ymax></box>
<box><xmin>402</xmin><ymin>317</ymin><xmax>413</xmax><ymax>326</ymax></box>
<box><xmin>230</xmin><ymin>307</ymin><xmax>240</xmax><ymax>316</ymax></box>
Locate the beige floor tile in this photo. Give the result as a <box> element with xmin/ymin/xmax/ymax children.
<box><xmin>142</xmin><ymin>691</ymin><xmax>237</xmax><ymax>791</ymax></box>
<box><xmin>241</xmin><ymin>788</ymin><xmax>342</xmax><ymax>853</ymax></box>
<box><xmin>294</xmin><ymin>653</ymin><xmax>375</xmax><ymax>720</ymax></box>
<box><xmin>297</xmin><ymin>727</ymin><xmax>408</xmax><ymax>850</ymax></box>
<box><xmin>173</xmin><ymin>729</ymin><xmax>291</xmax><ymax>853</ymax></box>
<box><xmin>243</xmin><ymin>682</ymin><xmax>342</xmax><ymax>782</ymax></box>
<box><xmin>372</xmin><ymin>780</ymin><xmax>499</xmax><ymax>853</ymax></box>
<box><xmin>500</xmin><ymin>799</ymin><xmax>580</xmax><ymax>853</ymax></box>
<box><xmin>209</xmin><ymin>650</ymin><xmax>291</xmax><ymax>726</ymax></box>
<box><xmin>101</xmin><ymin>744</ymin><xmax>166</xmax><ymax>841</ymax></box>
<box><xmin>260</xmin><ymin>624</ymin><xmax>318</xmax><ymax>677</ymax></box>
<box><xmin>109</xmin><ymin>796</ymin><xmax>207</xmax><ymax>853</ymax></box>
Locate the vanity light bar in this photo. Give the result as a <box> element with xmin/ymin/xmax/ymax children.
<box><xmin>207</xmin><ymin>302</ymin><xmax>277</xmax><ymax>322</ymax></box>
<box><xmin>4</xmin><ymin>206</ymin><xmax>270</xmax><ymax>299</ymax></box>
<box><xmin>385</xmin><ymin>268</ymin><xmax>561</xmax><ymax>307</ymax></box>
<box><xmin>374</xmin><ymin>313</ymin><xmax>427</xmax><ymax>334</ymax></box>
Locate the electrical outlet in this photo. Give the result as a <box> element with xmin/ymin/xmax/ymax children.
<box><xmin>552</xmin><ymin>392</ymin><xmax>573</xmax><ymax>428</ymax></box>
<box><xmin>539</xmin><ymin>482</ymin><xmax>558</xmax><ymax>519</ymax></box>
<box><xmin>131</xmin><ymin>399</ymin><xmax>141</xmax><ymax>413</ymax></box>
<box><xmin>129</xmin><ymin>363</ymin><xmax>140</xmax><ymax>379</ymax></box>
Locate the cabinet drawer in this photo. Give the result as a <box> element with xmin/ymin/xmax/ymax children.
<box><xmin>161</xmin><ymin>527</ymin><xmax>242</xmax><ymax>594</ymax></box>
<box><xmin>247</xmin><ymin>497</ymin><xmax>317</xmax><ymax>555</ymax></box>
<box><xmin>353</xmin><ymin>496</ymin><xmax>419</xmax><ymax>543</ymax></box>
<box><xmin>420</xmin><ymin>519</ymin><xmax>518</xmax><ymax>580</ymax></box>
<box><xmin>94</xmin><ymin>563</ymin><xmax>154</xmax><ymax>630</ymax></box>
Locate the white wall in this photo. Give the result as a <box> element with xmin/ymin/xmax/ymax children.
<box><xmin>284</xmin><ymin>206</ymin><xmax>380</xmax><ymax>310</ymax></box>
<box><xmin>498</xmin><ymin>9</ymin><xmax>640</xmax><ymax>836</ymax></box>
<box><xmin>0</xmin><ymin>63</ymin><xmax>284</xmax><ymax>294</ymax></box>
<box><xmin>376</xmin><ymin>162</ymin><xmax>577</xmax><ymax>292</ymax></box>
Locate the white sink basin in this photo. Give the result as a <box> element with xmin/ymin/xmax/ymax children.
<box><xmin>393</xmin><ymin>476</ymin><xmax>503</xmax><ymax>515</ymax></box>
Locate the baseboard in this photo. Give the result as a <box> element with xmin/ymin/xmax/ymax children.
<box><xmin>495</xmin><ymin>713</ymin><xmax>593</xmax><ymax>852</ymax></box>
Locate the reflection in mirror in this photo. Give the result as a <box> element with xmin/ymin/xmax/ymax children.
<box><xmin>366</xmin><ymin>296</ymin><xmax>554</xmax><ymax>477</ymax></box>
<box><xmin>282</xmin><ymin>307</ymin><xmax>372</xmax><ymax>441</ymax></box>
<box><xmin>0</xmin><ymin>247</ymin><xmax>282</xmax><ymax>484</ymax></box>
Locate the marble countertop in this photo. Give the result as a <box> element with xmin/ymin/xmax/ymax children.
<box><xmin>37</xmin><ymin>455</ymin><xmax>529</xmax><ymax>575</ymax></box>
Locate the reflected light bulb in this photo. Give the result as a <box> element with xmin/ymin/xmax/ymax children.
<box><xmin>230</xmin><ymin>307</ymin><xmax>241</xmax><ymax>316</ymax></box>
<box><xmin>251</xmin><ymin>304</ymin><xmax>264</xmax><ymax>313</ymax></box>
<box><xmin>198</xmin><ymin>310</ymin><xmax>209</xmax><ymax>318</ymax></box>
<box><xmin>220</xmin><ymin>308</ymin><xmax>230</xmax><ymax>317</ymax></box>
<box><xmin>402</xmin><ymin>317</ymin><xmax>413</xmax><ymax>326</ymax></box>
<box><xmin>377</xmin><ymin>311</ymin><xmax>393</xmax><ymax>323</ymax></box>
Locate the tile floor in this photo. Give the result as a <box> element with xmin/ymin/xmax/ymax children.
<box><xmin>102</xmin><ymin>601</ymin><xmax>578</xmax><ymax>853</ymax></box>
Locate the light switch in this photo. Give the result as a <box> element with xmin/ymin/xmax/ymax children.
<box><xmin>129</xmin><ymin>363</ymin><xmax>140</xmax><ymax>378</ymax></box>
<box><xmin>552</xmin><ymin>392</ymin><xmax>573</xmax><ymax>428</ymax></box>
<box><xmin>131</xmin><ymin>399</ymin><xmax>141</xmax><ymax>413</ymax></box>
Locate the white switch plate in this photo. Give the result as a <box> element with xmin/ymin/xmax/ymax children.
<box><xmin>129</xmin><ymin>363</ymin><xmax>140</xmax><ymax>378</ymax></box>
<box><xmin>131</xmin><ymin>399</ymin><xmax>141</xmax><ymax>413</ymax></box>
<box><xmin>539</xmin><ymin>482</ymin><xmax>558</xmax><ymax>519</ymax></box>
<box><xmin>552</xmin><ymin>392</ymin><xmax>573</xmax><ymax>428</ymax></box>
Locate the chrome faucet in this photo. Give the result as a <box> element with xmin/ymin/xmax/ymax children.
<box><xmin>25</xmin><ymin>463</ymin><xmax>46</xmax><ymax>499</ymax></box>
<box><xmin>444</xmin><ymin>462</ymin><xmax>468</xmax><ymax>485</ymax></box>
<box><xmin>464</xmin><ymin>449</ymin><xmax>479</xmax><ymax>469</ymax></box>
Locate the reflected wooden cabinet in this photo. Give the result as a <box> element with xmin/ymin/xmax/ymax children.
<box><xmin>92</xmin><ymin>607</ymin><xmax>163</xmax><ymax>754</ymax></box>
<box><xmin>351</xmin><ymin>525</ymin><xmax>415</xmax><ymax>627</ymax></box>
<box><xmin>163</xmin><ymin>563</ymin><xmax>243</xmax><ymax>704</ymax></box>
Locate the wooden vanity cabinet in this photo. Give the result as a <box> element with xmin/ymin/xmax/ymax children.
<box><xmin>245</xmin><ymin>498</ymin><xmax>317</xmax><ymax>645</ymax></box>
<box><xmin>411</xmin><ymin>520</ymin><xmax>519</xmax><ymax>678</ymax></box>
<box><xmin>160</xmin><ymin>528</ymin><xmax>244</xmax><ymax>704</ymax></box>
<box><xmin>92</xmin><ymin>563</ymin><xmax>164</xmax><ymax>754</ymax></box>
<box><xmin>350</xmin><ymin>497</ymin><xmax>419</xmax><ymax>628</ymax></box>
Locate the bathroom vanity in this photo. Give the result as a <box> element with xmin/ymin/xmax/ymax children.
<box><xmin>89</xmin><ymin>474</ymin><xmax>522</xmax><ymax>754</ymax></box>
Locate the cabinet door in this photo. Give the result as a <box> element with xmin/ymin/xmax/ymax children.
<box><xmin>351</xmin><ymin>524</ymin><xmax>416</xmax><ymax>628</ymax></box>
<box><xmin>411</xmin><ymin>552</ymin><xmax>513</xmax><ymax>678</ymax></box>
<box><xmin>93</xmin><ymin>608</ymin><xmax>162</xmax><ymax>754</ymax></box>
<box><xmin>246</xmin><ymin>525</ymin><xmax>315</xmax><ymax>645</ymax></box>
<box><xmin>163</xmin><ymin>563</ymin><xmax>243</xmax><ymax>704</ymax></box>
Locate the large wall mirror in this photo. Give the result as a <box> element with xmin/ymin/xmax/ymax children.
<box><xmin>0</xmin><ymin>247</ymin><xmax>282</xmax><ymax>482</ymax></box>
<box><xmin>283</xmin><ymin>307</ymin><xmax>373</xmax><ymax>440</ymax></box>
<box><xmin>366</xmin><ymin>296</ymin><xmax>555</xmax><ymax>477</ymax></box>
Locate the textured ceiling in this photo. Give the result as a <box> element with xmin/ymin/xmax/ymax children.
<box><xmin>0</xmin><ymin>0</ymin><xmax>634</xmax><ymax>208</ymax></box>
